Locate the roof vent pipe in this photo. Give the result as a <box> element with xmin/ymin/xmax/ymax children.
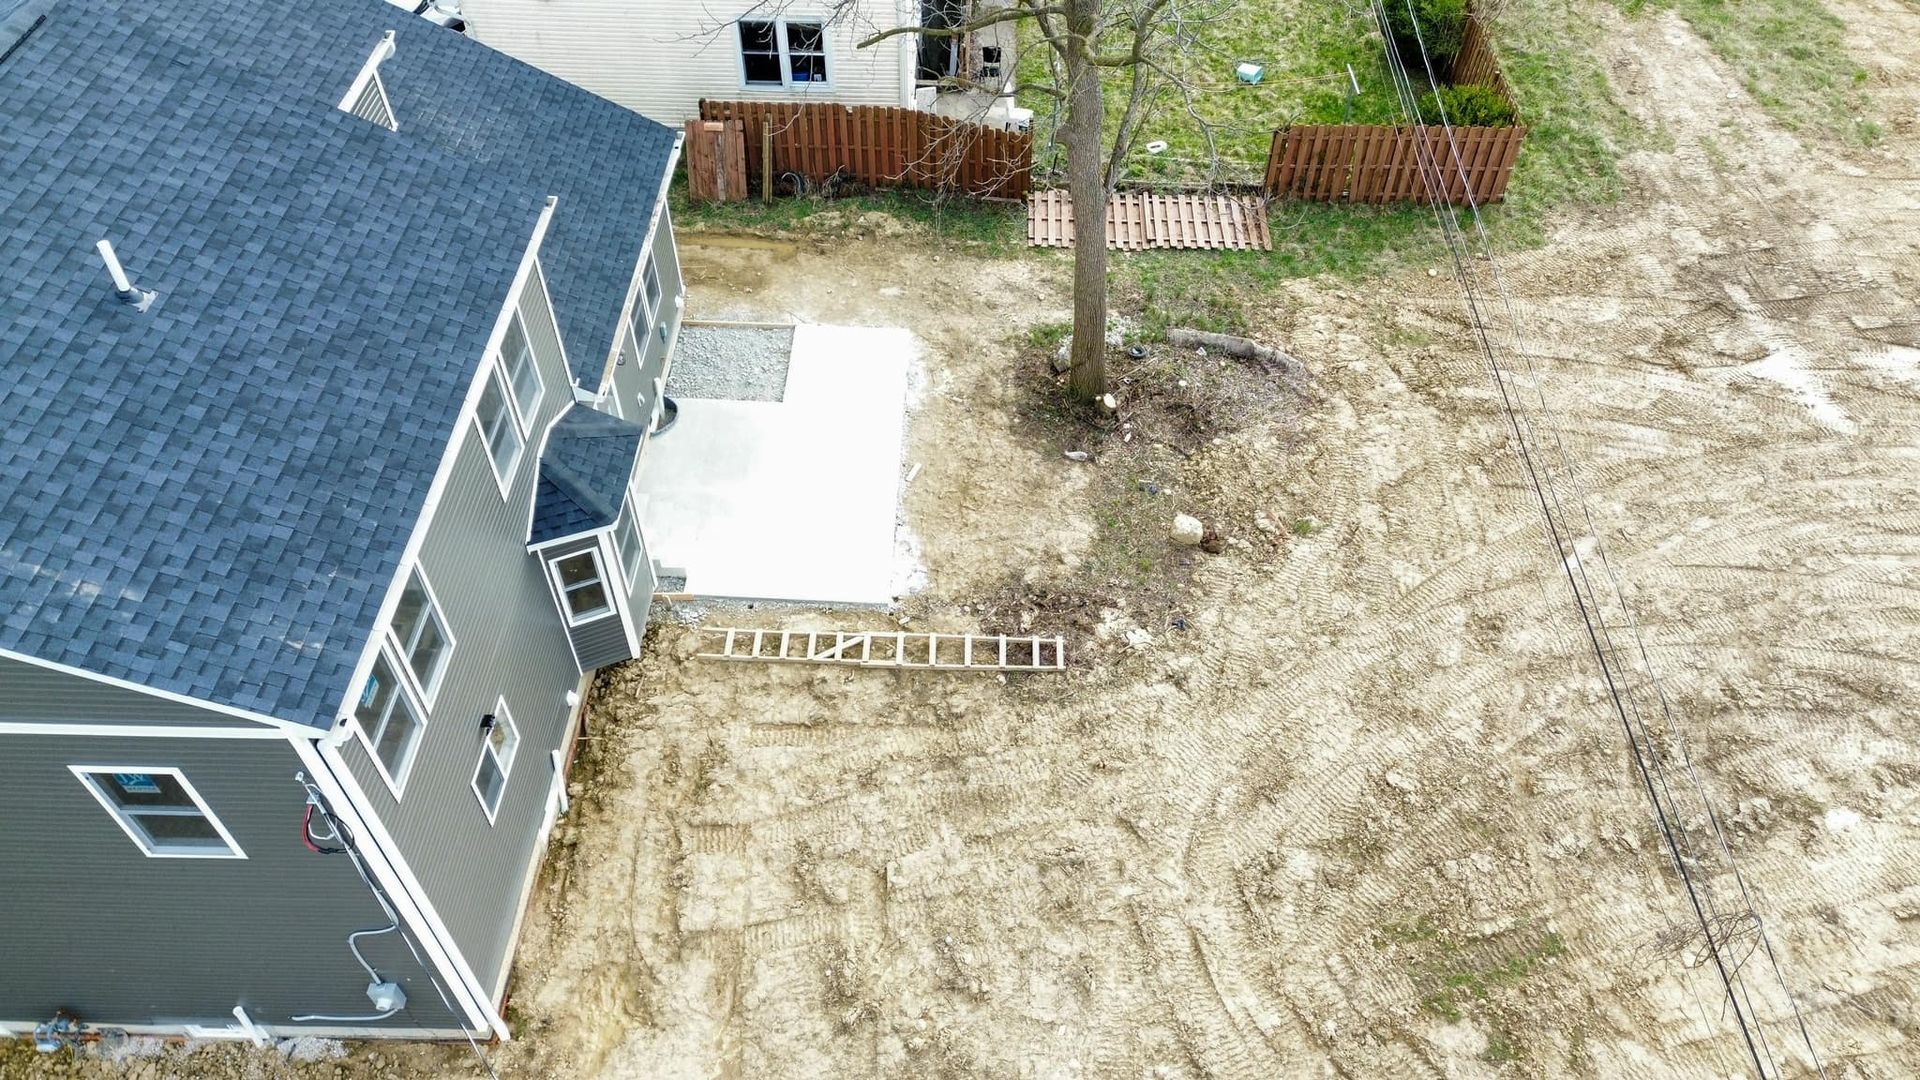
<box><xmin>95</xmin><ymin>239</ymin><xmax>156</xmax><ymax>311</ymax></box>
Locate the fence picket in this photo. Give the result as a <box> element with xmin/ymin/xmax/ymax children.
<box><xmin>698</xmin><ymin>99</ymin><xmax>1031</xmax><ymax>197</ymax></box>
<box><xmin>1262</xmin><ymin>1</ymin><xmax>1526</xmax><ymax>209</ymax></box>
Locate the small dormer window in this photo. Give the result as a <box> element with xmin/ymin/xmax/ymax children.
<box><xmin>339</xmin><ymin>31</ymin><xmax>399</xmax><ymax>132</ymax></box>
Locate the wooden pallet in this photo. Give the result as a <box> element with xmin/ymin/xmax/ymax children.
<box><xmin>1026</xmin><ymin>191</ymin><xmax>1273</xmax><ymax>251</ymax></box>
<box><xmin>696</xmin><ymin>628</ymin><xmax>1067</xmax><ymax>672</ymax></box>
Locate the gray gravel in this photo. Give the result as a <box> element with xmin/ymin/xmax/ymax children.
<box><xmin>667</xmin><ymin>325</ymin><xmax>793</xmax><ymax>402</ymax></box>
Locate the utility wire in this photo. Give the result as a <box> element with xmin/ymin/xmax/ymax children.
<box><xmin>295</xmin><ymin>774</ymin><xmax>501</xmax><ymax>1080</ymax></box>
<box><xmin>1384</xmin><ymin>9</ymin><xmax>1828</xmax><ymax>1072</ymax></box>
<box><xmin>1367</xmin><ymin>3</ymin><xmax>1828</xmax><ymax>1076</ymax></box>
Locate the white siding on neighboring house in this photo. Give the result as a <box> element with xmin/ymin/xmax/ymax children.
<box><xmin>461</xmin><ymin>0</ymin><xmax>916</xmax><ymax>124</ymax></box>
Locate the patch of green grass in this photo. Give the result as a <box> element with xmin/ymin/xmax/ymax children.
<box><xmin>1018</xmin><ymin>0</ymin><xmax>1411</xmax><ymax>184</ymax></box>
<box><xmin>1114</xmin><ymin>201</ymin><xmax>1442</xmax><ymax>336</ymax></box>
<box><xmin>667</xmin><ymin>173</ymin><xmax>1027</xmax><ymax>253</ymax></box>
<box><xmin>1290</xmin><ymin>517</ymin><xmax>1319</xmax><ymax>537</ymax></box>
<box><xmin>1610</xmin><ymin>0</ymin><xmax>1878</xmax><ymax>145</ymax></box>
<box><xmin>1483</xmin><ymin>1023</ymin><xmax>1518</xmax><ymax>1063</ymax></box>
<box><xmin>1417</xmin><ymin>930</ymin><xmax>1568</xmax><ymax>1025</ymax></box>
<box><xmin>1027</xmin><ymin>320</ymin><xmax>1073</xmax><ymax>349</ymax></box>
<box><xmin>1490</xmin><ymin>0</ymin><xmax>1658</xmax><ymax>223</ymax></box>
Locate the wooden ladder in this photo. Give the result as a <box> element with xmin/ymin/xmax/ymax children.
<box><xmin>695</xmin><ymin>628</ymin><xmax>1067</xmax><ymax>672</ymax></box>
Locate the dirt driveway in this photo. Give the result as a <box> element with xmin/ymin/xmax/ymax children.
<box><xmin>11</xmin><ymin>3</ymin><xmax>1920</xmax><ymax>1079</ymax></box>
<box><xmin>477</xmin><ymin>6</ymin><xmax>1920</xmax><ymax>1076</ymax></box>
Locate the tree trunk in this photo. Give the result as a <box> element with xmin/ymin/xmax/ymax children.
<box><xmin>1062</xmin><ymin>1</ymin><xmax>1108</xmax><ymax>401</ymax></box>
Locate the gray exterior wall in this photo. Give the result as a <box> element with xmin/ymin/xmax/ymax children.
<box><xmin>539</xmin><ymin>533</ymin><xmax>635</xmax><ymax>671</ymax></box>
<box><xmin>616</xmin><ymin>502</ymin><xmax>656</xmax><ymax>638</ymax></box>
<box><xmin>0</xmin><ymin>731</ymin><xmax>459</xmax><ymax>1032</ymax></box>
<box><xmin>0</xmin><ymin>655</ymin><xmax>239</xmax><ymax>727</ymax></box>
<box><xmin>605</xmin><ymin>206</ymin><xmax>683</xmax><ymax>423</ymax></box>
<box><xmin>336</xmin><ymin>266</ymin><xmax>587</xmax><ymax>996</ymax></box>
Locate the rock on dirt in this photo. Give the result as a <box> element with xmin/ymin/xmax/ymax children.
<box><xmin>1171</xmin><ymin>514</ymin><xmax>1205</xmax><ymax>545</ymax></box>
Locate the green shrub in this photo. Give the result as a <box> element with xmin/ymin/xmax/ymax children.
<box><xmin>1417</xmin><ymin>83</ymin><xmax>1517</xmax><ymax>126</ymax></box>
<box><xmin>1386</xmin><ymin>0</ymin><xmax>1470</xmax><ymax>67</ymax></box>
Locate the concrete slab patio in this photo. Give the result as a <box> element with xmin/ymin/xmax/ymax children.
<box><xmin>636</xmin><ymin>323</ymin><xmax>913</xmax><ymax>605</ymax></box>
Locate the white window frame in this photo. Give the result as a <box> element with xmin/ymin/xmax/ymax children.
<box><xmin>497</xmin><ymin>309</ymin><xmax>546</xmax><ymax>434</ymax></box>
<box><xmin>470</xmin><ymin>697</ymin><xmax>521</xmax><ymax>824</ymax></box>
<box><xmin>628</xmin><ymin>256</ymin><xmax>662</xmax><ymax>354</ymax></box>
<box><xmin>474</xmin><ymin>366</ymin><xmax>525</xmax><ymax>496</ymax></box>
<box><xmin>737</xmin><ymin>17</ymin><xmax>832</xmax><ymax>89</ymax></box>
<box><xmin>353</xmin><ymin>649</ymin><xmax>430</xmax><ymax>797</ymax></box>
<box><xmin>386</xmin><ymin>566</ymin><xmax>456</xmax><ymax>708</ymax></box>
<box><xmin>615</xmin><ymin>506</ymin><xmax>646</xmax><ymax>589</ymax></box>
<box><xmin>549</xmin><ymin>548</ymin><xmax>614</xmax><ymax>626</ymax></box>
<box><xmin>70</xmin><ymin>766</ymin><xmax>247</xmax><ymax>859</ymax></box>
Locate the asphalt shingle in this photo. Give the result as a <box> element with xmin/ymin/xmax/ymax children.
<box><xmin>0</xmin><ymin>0</ymin><xmax>676</xmax><ymax>727</ymax></box>
<box><xmin>528</xmin><ymin>406</ymin><xmax>647</xmax><ymax>547</ymax></box>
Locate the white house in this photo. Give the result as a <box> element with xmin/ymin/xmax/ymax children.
<box><xmin>458</xmin><ymin>0</ymin><xmax>1024</xmax><ymax>127</ymax></box>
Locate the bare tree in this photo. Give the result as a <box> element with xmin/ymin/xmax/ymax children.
<box><xmin>863</xmin><ymin>0</ymin><xmax>1194</xmax><ymax>400</ymax></box>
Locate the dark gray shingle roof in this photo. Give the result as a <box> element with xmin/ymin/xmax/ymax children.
<box><xmin>529</xmin><ymin>406</ymin><xmax>647</xmax><ymax>547</ymax></box>
<box><xmin>0</xmin><ymin>0</ymin><xmax>675</xmax><ymax>727</ymax></box>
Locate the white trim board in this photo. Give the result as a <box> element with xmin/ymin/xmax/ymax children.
<box><xmin>330</xmin><ymin>196</ymin><xmax>560</xmax><ymax>743</ymax></box>
<box><xmin>0</xmin><ymin>646</ymin><xmax>307</xmax><ymax>733</ymax></box>
<box><xmin>0</xmin><ymin>1019</ymin><xmax>473</xmax><ymax>1041</ymax></box>
<box><xmin>0</xmin><ymin>722</ymin><xmax>285</xmax><ymax>739</ymax></box>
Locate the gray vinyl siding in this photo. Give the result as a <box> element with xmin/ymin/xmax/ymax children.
<box><xmin>337</xmin><ymin>267</ymin><xmax>585</xmax><ymax>996</ymax></box>
<box><xmin>605</xmin><ymin>208</ymin><xmax>683</xmax><ymax>415</ymax></box>
<box><xmin>0</xmin><ymin>733</ymin><xmax>459</xmax><ymax>1032</ymax></box>
<box><xmin>617</xmin><ymin>503</ymin><xmax>656</xmax><ymax>638</ymax></box>
<box><xmin>523</xmin><ymin>261</ymin><xmax>570</xmax><ymax>392</ymax></box>
<box><xmin>0</xmin><ymin>656</ymin><xmax>243</xmax><ymax>727</ymax></box>
<box><xmin>542</xmin><ymin>534</ymin><xmax>634</xmax><ymax>670</ymax></box>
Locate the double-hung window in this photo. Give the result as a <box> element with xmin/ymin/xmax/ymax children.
<box><xmin>738</xmin><ymin>19</ymin><xmax>828</xmax><ymax>87</ymax></box>
<box><xmin>471</xmin><ymin>698</ymin><xmax>520</xmax><ymax>822</ymax></box>
<box><xmin>357</xmin><ymin>652</ymin><xmax>427</xmax><ymax>791</ymax></box>
<box><xmin>550</xmin><ymin>549</ymin><xmax>612</xmax><ymax>624</ymax></box>
<box><xmin>615</xmin><ymin>507</ymin><xmax>646</xmax><ymax>589</ymax></box>
<box><xmin>629</xmin><ymin>256</ymin><xmax>663</xmax><ymax>349</ymax></box>
<box><xmin>476</xmin><ymin>368</ymin><xmax>524</xmax><ymax>488</ymax></box>
<box><xmin>388</xmin><ymin>570</ymin><xmax>453</xmax><ymax>704</ymax></box>
<box><xmin>72</xmin><ymin>768</ymin><xmax>244</xmax><ymax>858</ymax></box>
<box><xmin>499</xmin><ymin>312</ymin><xmax>545</xmax><ymax>423</ymax></box>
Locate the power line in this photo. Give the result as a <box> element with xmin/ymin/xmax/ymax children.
<box><xmin>1367</xmin><ymin>3</ymin><xmax>1828</xmax><ymax>1075</ymax></box>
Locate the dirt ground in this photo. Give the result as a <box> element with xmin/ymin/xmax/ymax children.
<box><xmin>12</xmin><ymin>3</ymin><xmax>1920</xmax><ymax>1078</ymax></box>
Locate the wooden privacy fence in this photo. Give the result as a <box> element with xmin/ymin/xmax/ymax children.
<box><xmin>1265</xmin><ymin>123</ymin><xmax>1527</xmax><ymax>205</ymax></box>
<box><xmin>684</xmin><ymin>119</ymin><xmax>748</xmax><ymax>202</ymax></box>
<box><xmin>698</xmin><ymin>100</ymin><xmax>1032</xmax><ymax>199</ymax></box>
<box><xmin>1449</xmin><ymin>14</ymin><xmax>1514</xmax><ymax>103</ymax></box>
